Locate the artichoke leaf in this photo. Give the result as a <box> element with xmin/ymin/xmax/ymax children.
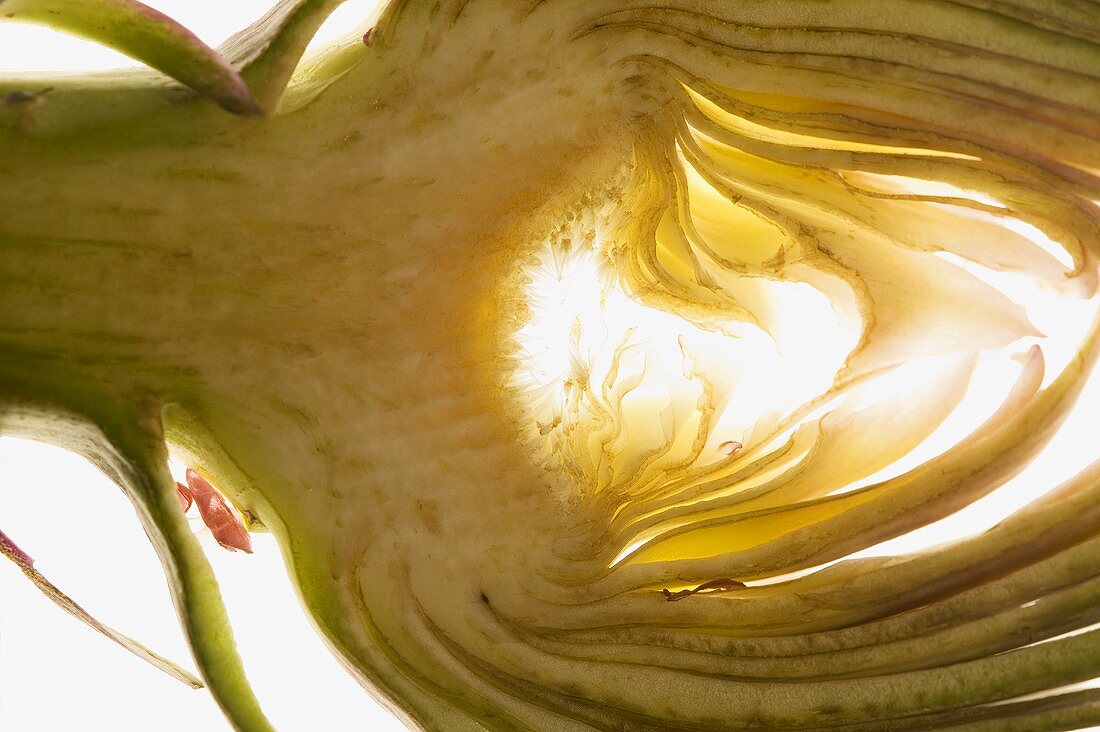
<box><xmin>0</xmin><ymin>0</ymin><xmax>257</xmax><ymax>114</ymax></box>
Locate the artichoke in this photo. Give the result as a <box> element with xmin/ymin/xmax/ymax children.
<box><xmin>2</xmin><ymin>0</ymin><xmax>1099</xmax><ymax>729</ymax></box>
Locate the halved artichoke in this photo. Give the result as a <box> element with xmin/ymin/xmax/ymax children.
<box><xmin>2</xmin><ymin>0</ymin><xmax>1099</xmax><ymax>729</ymax></box>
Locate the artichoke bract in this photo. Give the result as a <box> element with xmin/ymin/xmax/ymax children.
<box><xmin>2</xmin><ymin>0</ymin><xmax>1099</xmax><ymax>729</ymax></box>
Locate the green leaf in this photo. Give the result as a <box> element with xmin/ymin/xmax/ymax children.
<box><xmin>98</xmin><ymin>404</ymin><xmax>276</xmax><ymax>732</ymax></box>
<box><xmin>0</xmin><ymin>0</ymin><xmax>258</xmax><ymax>114</ymax></box>
<box><xmin>219</xmin><ymin>0</ymin><xmax>348</xmax><ymax>113</ymax></box>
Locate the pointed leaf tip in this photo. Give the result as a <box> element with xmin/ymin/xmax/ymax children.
<box><xmin>0</xmin><ymin>528</ymin><xmax>34</xmax><ymax>566</ymax></box>
<box><xmin>175</xmin><ymin>481</ymin><xmax>194</xmax><ymax>512</ymax></box>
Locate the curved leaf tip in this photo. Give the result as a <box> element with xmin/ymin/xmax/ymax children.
<box><xmin>0</xmin><ymin>0</ymin><xmax>260</xmax><ymax>115</ymax></box>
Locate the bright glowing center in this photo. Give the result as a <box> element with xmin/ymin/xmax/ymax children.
<box><xmin>508</xmin><ymin>228</ymin><xmax>858</xmax><ymax>498</ymax></box>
